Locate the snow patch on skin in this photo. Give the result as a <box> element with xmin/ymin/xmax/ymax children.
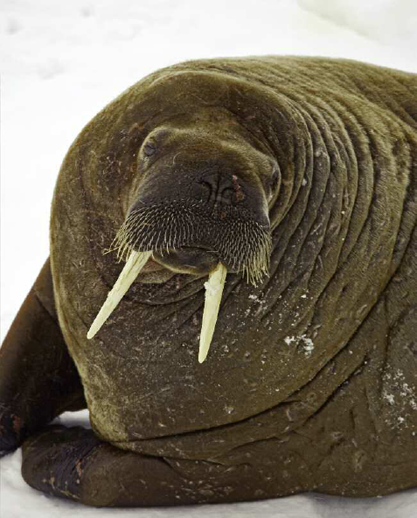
<box><xmin>284</xmin><ymin>336</ymin><xmax>297</xmax><ymax>345</ymax></box>
<box><xmin>247</xmin><ymin>292</ymin><xmax>268</xmax><ymax>317</ymax></box>
<box><xmin>284</xmin><ymin>334</ymin><xmax>315</xmax><ymax>356</ymax></box>
<box><xmin>382</xmin><ymin>369</ymin><xmax>417</xmax><ymax>429</ymax></box>
<box><xmin>383</xmin><ymin>392</ymin><xmax>395</xmax><ymax>406</ymax></box>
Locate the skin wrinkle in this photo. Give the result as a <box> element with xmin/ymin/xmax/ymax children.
<box><xmin>379</xmin><ymin>294</ymin><xmax>393</xmax><ymax>397</ymax></box>
<box><xmin>116</xmin><ymin>285</ymin><xmax>203</xmax><ymax>339</ymax></box>
<box><xmin>385</xmin><ymin>226</ymin><xmax>417</xmax><ymax>317</ymax></box>
<box><xmin>320</xmin><ymin>100</ymin><xmax>358</xmax><ymax>217</ymax></box>
<box><xmin>349</xmin><ymin>72</ymin><xmax>416</xmax><ymax>130</ymax></box>
<box><xmin>283</xmin><ymin>60</ymin><xmax>413</xmax><ymax>136</ymax></box>
<box><xmin>262</xmin><ymin>121</ymin><xmax>310</xmax><ymax>296</ymax></box>
<box><xmin>301</xmin><ymin>125</ymin><xmax>350</xmax><ymax>297</ymax></box>
<box><xmin>333</xmin><ymin>152</ymin><xmax>373</xmax><ymax>272</ymax></box>
<box><xmin>301</xmin><ymin>355</ymin><xmax>370</xmax><ymax>428</ymax></box>
<box><xmin>359</xmin><ymin>129</ymin><xmax>398</xmax><ymax>259</ymax></box>
<box><xmin>299</xmin><ymin>113</ymin><xmax>336</xmax><ymax>245</ymax></box>
<box><xmin>274</xmin><ymin>98</ymin><xmax>308</xmax><ymax>208</ymax></box>
<box><xmin>363</xmin><ymin>384</ymin><xmax>384</xmax><ymax>444</ymax></box>
<box><xmin>219</xmin><ymin>90</ymin><xmax>303</xmax><ymax>228</ymax></box>
<box><xmin>223</xmin><ymin>106</ymin><xmax>275</xmax><ymax>158</ymax></box>
<box><xmin>109</xmin><ymin>340</ymin><xmax>370</xmax><ymax>455</ymax></box>
<box><xmin>324</xmin><ymin>106</ymin><xmax>367</xmax><ymax>267</ymax></box>
<box><xmin>262</xmin><ymin>107</ymin><xmax>331</xmax><ymax>320</ymax></box>
<box><xmin>390</xmin><ymin>143</ymin><xmax>415</xmax><ymax>262</ymax></box>
<box><xmin>58</xmin><ymin>146</ymin><xmax>108</xmax><ymax>302</ymax></box>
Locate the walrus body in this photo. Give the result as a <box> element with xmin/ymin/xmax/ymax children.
<box><xmin>1</xmin><ymin>56</ymin><xmax>416</xmax><ymax>506</ymax></box>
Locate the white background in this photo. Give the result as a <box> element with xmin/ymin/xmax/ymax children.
<box><xmin>1</xmin><ymin>1</ymin><xmax>416</xmax><ymax>516</ymax></box>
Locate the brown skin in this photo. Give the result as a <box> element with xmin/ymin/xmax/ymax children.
<box><xmin>1</xmin><ymin>56</ymin><xmax>416</xmax><ymax>506</ymax></box>
<box><xmin>0</xmin><ymin>260</ymin><xmax>87</xmax><ymax>456</ymax></box>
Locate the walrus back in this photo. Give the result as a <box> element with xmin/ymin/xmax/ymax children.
<box><xmin>170</xmin><ymin>56</ymin><xmax>417</xmax><ymax>128</ymax></box>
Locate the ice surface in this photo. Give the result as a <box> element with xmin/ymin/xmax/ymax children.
<box><xmin>1</xmin><ymin>0</ymin><xmax>416</xmax><ymax>516</ymax></box>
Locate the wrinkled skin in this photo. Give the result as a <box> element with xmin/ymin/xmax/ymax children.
<box><xmin>1</xmin><ymin>56</ymin><xmax>416</xmax><ymax>506</ymax></box>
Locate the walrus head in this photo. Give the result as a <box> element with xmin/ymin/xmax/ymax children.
<box><xmin>87</xmin><ymin>118</ymin><xmax>280</xmax><ymax>362</ymax></box>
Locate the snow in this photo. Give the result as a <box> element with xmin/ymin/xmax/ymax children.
<box><xmin>1</xmin><ymin>0</ymin><xmax>416</xmax><ymax>516</ymax></box>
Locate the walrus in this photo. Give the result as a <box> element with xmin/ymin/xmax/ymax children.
<box><xmin>0</xmin><ymin>55</ymin><xmax>416</xmax><ymax>507</ymax></box>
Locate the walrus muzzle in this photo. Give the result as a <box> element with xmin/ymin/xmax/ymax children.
<box><xmin>87</xmin><ymin>196</ymin><xmax>271</xmax><ymax>362</ymax></box>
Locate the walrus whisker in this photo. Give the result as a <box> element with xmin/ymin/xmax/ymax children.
<box><xmin>199</xmin><ymin>262</ymin><xmax>228</xmax><ymax>363</ymax></box>
<box><xmin>87</xmin><ymin>250</ymin><xmax>152</xmax><ymax>339</ymax></box>
<box><xmin>112</xmin><ymin>202</ymin><xmax>272</xmax><ymax>285</ymax></box>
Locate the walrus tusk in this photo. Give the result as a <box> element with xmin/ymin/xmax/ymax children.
<box><xmin>87</xmin><ymin>250</ymin><xmax>152</xmax><ymax>339</ymax></box>
<box><xmin>199</xmin><ymin>262</ymin><xmax>227</xmax><ymax>363</ymax></box>
<box><xmin>88</xmin><ymin>251</ymin><xmax>226</xmax><ymax>363</ymax></box>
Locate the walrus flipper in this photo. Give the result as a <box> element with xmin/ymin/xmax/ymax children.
<box><xmin>0</xmin><ymin>259</ymin><xmax>86</xmax><ymax>458</ymax></box>
<box><xmin>20</xmin><ymin>424</ymin><xmax>296</xmax><ymax>507</ymax></box>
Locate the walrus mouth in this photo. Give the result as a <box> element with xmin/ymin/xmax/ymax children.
<box><xmin>112</xmin><ymin>201</ymin><xmax>271</xmax><ymax>283</ymax></box>
<box><xmin>87</xmin><ymin>200</ymin><xmax>271</xmax><ymax>362</ymax></box>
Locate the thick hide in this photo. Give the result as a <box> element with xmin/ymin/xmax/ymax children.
<box><xmin>1</xmin><ymin>56</ymin><xmax>416</xmax><ymax>505</ymax></box>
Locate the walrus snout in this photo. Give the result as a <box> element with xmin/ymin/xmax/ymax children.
<box><xmin>153</xmin><ymin>247</ymin><xmax>219</xmax><ymax>275</ymax></box>
<box><xmin>109</xmin><ymin>126</ymin><xmax>273</xmax><ymax>285</ymax></box>
<box><xmin>112</xmin><ymin>197</ymin><xmax>271</xmax><ymax>285</ymax></box>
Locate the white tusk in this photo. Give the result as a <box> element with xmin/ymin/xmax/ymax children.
<box><xmin>87</xmin><ymin>250</ymin><xmax>152</xmax><ymax>339</ymax></box>
<box><xmin>198</xmin><ymin>262</ymin><xmax>227</xmax><ymax>363</ymax></box>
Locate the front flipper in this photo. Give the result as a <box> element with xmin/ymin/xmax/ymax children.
<box><xmin>0</xmin><ymin>258</ymin><xmax>86</xmax><ymax>457</ymax></box>
<box><xmin>21</xmin><ymin>424</ymin><xmax>282</xmax><ymax>507</ymax></box>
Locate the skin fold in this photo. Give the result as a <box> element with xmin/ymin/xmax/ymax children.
<box><xmin>1</xmin><ymin>56</ymin><xmax>416</xmax><ymax>506</ymax></box>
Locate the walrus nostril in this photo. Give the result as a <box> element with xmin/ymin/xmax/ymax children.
<box><xmin>198</xmin><ymin>173</ymin><xmax>241</xmax><ymax>206</ymax></box>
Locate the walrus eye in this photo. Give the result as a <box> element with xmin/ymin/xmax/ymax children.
<box><xmin>143</xmin><ymin>141</ymin><xmax>157</xmax><ymax>157</ymax></box>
